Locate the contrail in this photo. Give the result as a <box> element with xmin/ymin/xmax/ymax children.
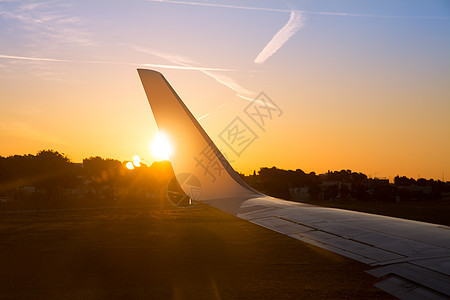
<box><xmin>198</xmin><ymin>112</ymin><xmax>210</xmax><ymax>120</ymax></box>
<box><xmin>141</xmin><ymin>63</ymin><xmax>236</xmax><ymax>71</ymax></box>
<box><xmin>0</xmin><ymin>53</ymin><xmax>236</xmax><ymax>71</ymax></box>
<box><xmin>149</xmin><ymin>1</ymin><xmax>448</xmax><ymax>65</ymax></box>
<box><xmin>148</xmin><ymin>0</ymin><xmax>289</xmax><ymax>13</ymax></box>
<box><xmin>200</xmin><ymin>69</ymin><xmax>253</xmax><ymax>95</ymax></box>
<box><xmin>133</xmin><ymin>47</ymin><xmax>254</xmax><ymax>96</ymax></box>
<box><xmin>0</xmin><ymin>54</ymin><xmax>69</xmax><ymax>62</ymax></box>
<box><xmin>197</xmin><ymin>103</ymin><xmax>227</xmax><ymax>121</ymax></box>
<box><xmin>254</xmin><ymin>10</ymin><xmax>304</xmax><ymax>64</ymax></box>
<box><xmin>132</xmin><ymin>47</ymin><xmax>262</xmax><ymax>119</ymax></box>
<box><xmin>148</xmin><ymin>0</ymin><xmax>449</xmax><ymax>19</ymax></box>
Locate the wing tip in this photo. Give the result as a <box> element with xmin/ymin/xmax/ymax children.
<box><xmin>137</xmin><ymin>68</ymin><xmax>164</xmax><ymax>78</ymax></box>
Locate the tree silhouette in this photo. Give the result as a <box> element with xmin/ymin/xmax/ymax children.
<box><xmin>1</xmin><ymin>149</ymin><xmax>446</xmax><ymax>210</ymax></box>
<box><xmin>34</xmin><ymin>150</ymin><xmax>75</xmax><ymax>202</ymax></box>
<box><xmin>83</xmin><ymin>156</ymin><xmax>122</xmax><ymax>203</ymax></box>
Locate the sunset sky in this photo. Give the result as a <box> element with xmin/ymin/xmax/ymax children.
<box><xmin>0</xmin><ymin>0</ymin><xmax>449</xmax><ymax>180</ymax></box>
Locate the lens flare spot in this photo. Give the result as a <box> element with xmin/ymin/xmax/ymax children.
<box><xmin>126</xmin><ymin>161</ymin><xmax>135</xmax><ymax>170</ymax></box>
<box><xmin>133</xmin><ymin>155</ymin><xmax>141</xmax><ymax>167</ymax></box>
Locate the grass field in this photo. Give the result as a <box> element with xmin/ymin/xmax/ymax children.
<box><xmin>0</xmin><ymin>203</ymin><xmax>392</xmax><ymax>299</ymax></box>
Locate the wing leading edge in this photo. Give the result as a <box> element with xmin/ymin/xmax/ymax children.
<box><xmin>138</xmin><ymin>69</ymin><xmax>450</xmax><ymax>299</ymax></box>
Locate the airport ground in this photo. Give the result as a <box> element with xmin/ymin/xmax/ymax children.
<box><xmin>0</xmin><ymin>201</ymin><xmax>393</xmax><ymax>299</ymax></box>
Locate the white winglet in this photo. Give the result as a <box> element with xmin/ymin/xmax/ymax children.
<box><xmin>138</xmin><ymin>69</ymin><xmax>262</xmax><ymax>213</ymax></box>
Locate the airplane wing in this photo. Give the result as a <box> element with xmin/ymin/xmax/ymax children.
<box><xmin>138</xmin><ymin>69</ymin><xmax>450</xmax><ymax>299</ymax></box>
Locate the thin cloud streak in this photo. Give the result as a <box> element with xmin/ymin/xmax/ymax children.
<box><xmin>197</xmin><ymin>103</ymin><xmax>227</xmax><ymax>121</ymax></box>
<box><xmin>0</xmin><ymin>1</ymin><xmax>94</xmax><ymax>47</ymax></box>
<box><xmin>145</xmin><ymin>50</ymin><xmax>278</xmax><ymax>115</ymax></box>
<box><xmin>200</xmin><ymin>70</ymin><xmax>253</xmax><ymax>96</ymax></box>
<box><xmin>141</xmin><ymin>63</ymin><xmax>237</xmax><ymax>72</ymax></box>
<box><xmin>149</xmin><ymin>0</ymin><xmax>449</xmax><ymax>19</ymax></box>
<box><xmin>0</xmin><ymin>49</ymin><xmax>266</xmax><ymax>118</ymax></box>
<box><xmin>133</xmin><ymin>47</ymin><xmax>260</xmax><ymax>120</ymax></box>
<box><xmin>148</xmin><ymin>0</ymin><xmax>288</xmax><ymax>13</ymax></box>
<box><xmin>254</xmin><ymin>10</ymin><xmax>304</xmax><ymax>64</ymax></box>
<box><xmin>0</xmin><ymin>50</ymin><xmax>271</xmax><ymax>112</ymax></box>
<box><xmin>0</xmin><ymin>53</ymin><xmax>236</xmax><ymax>72</ymax></box>
<box><xmin>198</xmin><ymin>112</ymin><xmax>210</xmax><ymax>120</ymax></box>
<box><xmin>134</xmin><ymin>47</ymin><xmax>254</xmax><ymax>96</ymax></box>
<box><xmin>0</xmin><ymin>54</ymin><xmax>69</xmax><ymax>62</ymax></box>
<box><xmin>237</xmin><ymin>94</ymin><xmax>277</xmax><ymax>109</ymax></box>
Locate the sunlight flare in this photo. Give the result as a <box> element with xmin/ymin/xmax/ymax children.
<box><xmin>150</xmin><ymin>131</ymin><xmax>173</xmax><ymax>161</ymax></box>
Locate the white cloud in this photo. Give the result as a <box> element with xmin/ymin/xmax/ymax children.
<box><xmin>0</xmin><ymin>0</ymin><xmax>93</xmax><ymax>48</ymax></box>
<box><xmin>254</xmin><ymin>10</ymin><xmax>304</xmax><ymax>64</ymax></box>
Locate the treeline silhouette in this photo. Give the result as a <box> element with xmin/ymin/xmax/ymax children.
<box><xmin>0</xmin><ymin>150</ymin><xmax>174</xmax><ymax>211</ymax></box>
<box><xmin>1</xmin><ymin>150</ymin><xmax>448</xmax><ymax>211</ymax></box>
<box><xmin>241</xmin><ymin>168</ymin><xmax>448</xmax><ymax>203</ymax></box>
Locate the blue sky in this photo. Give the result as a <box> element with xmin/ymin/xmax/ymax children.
<box><xmin>0</xmin><ymin>0</ymin><xmax>449</xmax><ymax>180</ymax></box>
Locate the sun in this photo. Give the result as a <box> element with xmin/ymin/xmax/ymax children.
<box><xmin>150</xmin><ymin>131</ymin><xmax>173</xmax><ymax>161</ymax></box>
